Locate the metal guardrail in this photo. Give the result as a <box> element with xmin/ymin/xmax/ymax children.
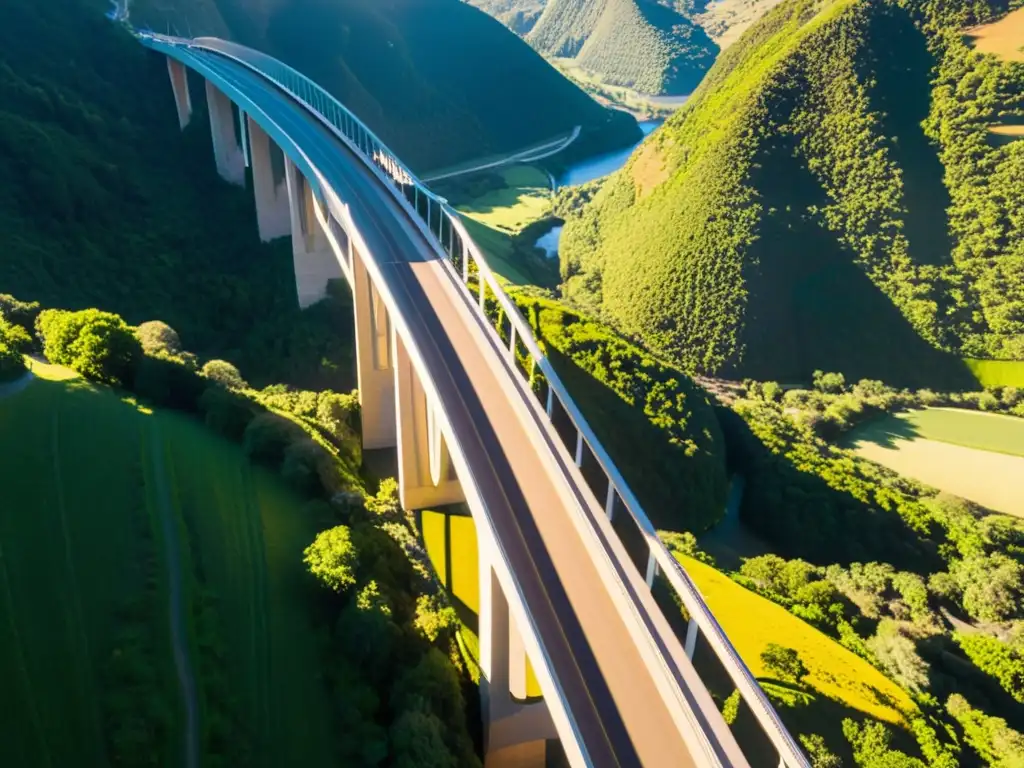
<box><xmin>142</xmin><ymin>32</ymin><xmax>809</xmax><ymax>768</ymax></box>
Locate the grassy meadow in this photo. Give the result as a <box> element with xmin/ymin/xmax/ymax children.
<box><xmin>0</xmin><ymin>366</ymin><xmax>337</xmax><ymax>766</ymax></box>
<box><xmin>965</xmin><ymin>358</ymin><xmax>1024</xmax><ymax>388</ymax></box>
<box><xmin>848</xmin><ymin>408</ymin><xmax>1024</xmax><ymax>517</ymax></box>
<box><xmin>457</xmin><ymin>166</ymin><xmax>553</xmax><ymax>234</ymax></box>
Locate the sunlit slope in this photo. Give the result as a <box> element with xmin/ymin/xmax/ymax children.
<box><xmin>560</xmin><ymin>0</ymin><xmax>1024</xmax><ymax>389</ymax></box>
<box><xmin>678</xmin><ymin>556</ymin><xmax>915</xmax><ymax>727</ymax></box>
<box><xmin>527</xmin><ymin>0</ymin><xmax>718</xmax><ymax>94</ymax></box>
<box><xmin>131</xmin><ymin>0</ymin><xmax>640</xmax><ymax>172</ymax></box>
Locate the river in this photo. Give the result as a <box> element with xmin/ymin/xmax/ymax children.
<box><xmin>535</xmin><ymin>119</ymin><xmax>662</xmax><ymax>260</ymax></box>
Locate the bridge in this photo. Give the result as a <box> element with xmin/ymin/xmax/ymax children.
<box><xmin>140</xmin><ymin>32</ymin><xmax>809</xmax><ymax>768</ymax></box>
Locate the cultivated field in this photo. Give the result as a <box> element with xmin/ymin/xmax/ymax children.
<box><xmin>0</xmin><ymin>368</ymin><xmax>337</xmax><ymax>766</ymax></box>
<box><xmin>849</xmin><ymin>408</ymin><xmax>1024</xmax><ymax>517</ymax></box>
<box><xmin>965</xmin><ymin>6</ymin><xmax>1024</xmax><ymax>62</ymax></box>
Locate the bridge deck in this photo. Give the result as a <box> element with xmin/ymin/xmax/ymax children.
<box><xmin>190</xmin><ymin>49</ymin><xmax>701</xmax><ymax>766</ymax></box>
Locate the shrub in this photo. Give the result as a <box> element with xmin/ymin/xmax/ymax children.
<box><xmin>413</xmin><ymin>594</ymin><xmax>458</xmax><ymax>645</ymax></box>
<box><xmin>201</xmin><ymin>359</ymin><xmax>248</xmax><ymax>390</ymax></box>
<box><xmin>132</xmin><ymin>354</ymin><xmax>205</xmax><ymax>411</ymax></box>
<box><xmin>0</xmin><ymin>341</ymin><xmax>26</xmax><ymax>382</ymax></box>
<box><xmin>0</xmin><ymin>294</ymin><xmax>41</xmax><ymax>330</ymax></box>
<box><xmin>198</xmin><ymin>387</ymin><xmax>255</xmax><ymax>441</ymax></box>
<box><xmin>135</xmin><ymin>321</ymin><xmax>182</xmax><ymax>357</ymax></box>
<box><xmin>303</xmin><ymin>525</ymin><xmax>358</xmax><ymax>594</ymax></box>
<box><xmin>954</xmin><ymin>633</ymin><xmax>1024</xmax><ymax>703</ymax></box>
<box><xmin>799</xmin><ymin>734</ymin><xmax>842</xmax><ymax>768</ymax></box>
<box><xmin>281</xmin><ymin>439</ymin><xmax>330</xmax><ymax>497</ymax></box>
<box><xmin>813</xmin><ymin>371</ymin><xmax>846</xmax><ymax>394</ymax></box>
<box><xmin>36</xmin><ymin>308</ymin><xmax>140</xmax><ymax>385</ymax></box>
<box><xmin>867</xmin><ymin>620</ymin><xmax>929</xmax><ymax>694</ymax></box>
<box><xmin>242</xmin><ymin>413</ymin><xmax>300</xmax><ymax>466</ymax></box>
<box><xmin>760</xmin><ymin>643</ymin><xmax>808</xmax><ymax>684</ymax></box>
<box><xmin>0</xmin><ymin>315</ymin><xmax>33</xmax><ymax>353</ymax></box>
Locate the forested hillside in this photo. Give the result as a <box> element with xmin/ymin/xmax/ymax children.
<box><xmin>525</xmin><ymin>0</ymin><xmax>718</xmax><ymax>94</ymax></box>
<box><xmin>560</xmin><ymin>0</ymin><xmax>1024</xmax><ymax>389</ymax></box>
<box><xmin>130</xmin><ymin>0</ymin><xmax>640</xmax><ymax>172</ymax></box>
<box><xmin>0</xmin><ymin>0</ymin><xmax>354</xmax><ymax>390</ymax></box>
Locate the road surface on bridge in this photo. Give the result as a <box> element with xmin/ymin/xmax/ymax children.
<box><xmin>183</xmin><ymin>46</ymin><xmax>704</xmax><ymax>768</ymax></box>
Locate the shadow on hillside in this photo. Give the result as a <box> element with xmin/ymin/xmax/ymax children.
<box><xmin>734</xmin><ymin>116</ymin><xmax>975</xmax><ymax>391</ymax></box>
<box><xmin>863</xmin><ymin>6</ymin><xmax>953</xmax><ymax>268</ymax></box>
<box><xmin>714</xmin><ymin>405</ymin><xmax>943</xmax><ymax>574</ymax></box>
<box><xmin>845</xmin><ymin>411</ymin><xmax>923</xmax><ymax>450</ymax></box>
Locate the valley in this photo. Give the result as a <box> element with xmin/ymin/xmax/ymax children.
<box><xmin>1</xmin><ymin>0</ymin><xmax>1023</xmax><ymax>765</ymax></box>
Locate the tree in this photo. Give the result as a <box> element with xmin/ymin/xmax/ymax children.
<box><xmin>317</xmin><ymin>390</ymin><xmax>359</xmax><ymax>439</ymax></box>
<box><xmin>303</xmin><ymin>526</ymin><xmax>358</xmax><ymax>594</ymax></box>
<box><xmin>842</xmin><ymin>719</ymin><xmax>927</xmax><ymax>768</ymax></box>
<box><xmin>799</xmin><ymin>734</ymin><xmax>842</xmax><ymax>768</ymax></box>
<box><xmin>813</xmin><ymin>371</ymin><xmax>847</xmax><ymax>394</ymax></box>
<box><xmin>36</xmin><ymin>308</ymin><xmax>140</xmax><ymax>385</ymax></box>
<box><xmin>389</xmin><ymin>709</ymin><xmax>458</xmax><ymax>768</ymax></box>
<box><xmin>760</xmin><ymin>643</ymin><xmax>808</xmax><ymax>684</ymax></box>
<box><xmin>954</xmin><ymin>633</ymin><xmax>1024</xmax><ymax>703</ymax></box>
<box><xmin>414</xmin><ymin>594</ymin><xmax>458</xmax><ymax>644</ymax></box>
<box><xmin>201</xmin><ymin>360</ymin><xmax>247</xmax><ymax>390</ymax></box>
<box><xmin>867</xmin><ymin>620</ymin><xmax>930</xmax><ymax>694</ymax></box>
<box><xmin>946</xmin><ymin>694</ymin><xmax>1024</xmax><ymax>767</ymax></box>
<box><xmin>336</xmin><ymin>581</ymin><xmax>401</xmax><ymax>684</ymax></box>
<box><xmin>949</xmin><ymin>553</ymin><xmax>1023</xmax><ymax>623</ymax></box>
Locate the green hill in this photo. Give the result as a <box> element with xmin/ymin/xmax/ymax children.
<box><xmin>130</xmin><ymin>0</ymin><xmax>640</xmax><ymax>172</ymax></box>
<box><xmin>560</xmin><ymin>0</ymin><xmax>1024</xmax><ymax>389</ymax></box>
<box><xmin>525</xmin><ymin>0</ymin><xmax>719</xmax><ymax>95</ymax></box>
<box><xmin>0</xmin><ymin>0</ymin><xmax>355</xmax><ymax>391</ymax></box>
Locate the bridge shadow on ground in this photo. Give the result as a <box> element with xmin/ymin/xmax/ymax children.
<box><xmin>734</xmin><ymin>109</ymin><xmax>974</xmax><ymax>391</ymax></box>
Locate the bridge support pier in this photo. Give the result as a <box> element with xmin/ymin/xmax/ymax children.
<box><xmin>285</xmin><ymin>160</ymin><xmax>342</xmax><ymax>308</ymax></box>
<box><xmin>353</xmin><ymin>247</ymin><xmax>396</xmax><ymax>450</ymax></box>
<box><xmin>205</xmin><ymin>80</ymin><xmax>246</xmax><ymax>186</ymax></box>
<box><xmin>166</xmin><ymin>57</ymin><xmax>192</xmax><ymax>130</ymax></box>
<box><xmin>480</xmin><ymin>543</ymin><xmax>556</xmax><ymax>767</ymax></box>
<box><xmin>248</xmin><ymin>117</ymin><xmax>291</xmax><ymax>242</ymax></box>
<box><xmin>393</xmin><ymin>332</ymin><xmax>464</xmax><ymax>510</ymax></box>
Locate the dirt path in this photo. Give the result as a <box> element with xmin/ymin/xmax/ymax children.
<box><xmin>149</xmin><ymin>425</ymin><xmax>200</xmax><ymax>768</ymax></box>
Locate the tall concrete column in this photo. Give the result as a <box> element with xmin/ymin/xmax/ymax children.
<box><xmin>166</xmin><ymin>57</ymin><xmax>192</xmax><ymax>130</ymax></box>
<box><xmin>393</xmin><ymin>332</ymin><xmax>464</xmax><ymax>510</ymax></box>
<box><xmin>205</xmin><ymin>80</ymin><xmax>245</xmax><ymax>186</ymax></box>
<box><xmin>479</xmin><ymin>542</ymin><xmax>556</xmax><ymax>767</ymax></box>
<box><xmin>285</xmin><ymin>160</ymin><xmax>343</xmax><ymax>308</ymax></box>
<box><xmin>352</xmin><ymin>246</ymin><xmax>397</xmax><ymax>450</ymax></box>
<box><xmin>248</xmin><ymin>117</ymin><xmax>291</xmax><ymax>242</ymax></box>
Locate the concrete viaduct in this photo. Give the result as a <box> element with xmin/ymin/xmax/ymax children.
<box><xmin>142</xmin><ymin>32</ymin><xmax>809</xmax><ymax>768</ymax></box>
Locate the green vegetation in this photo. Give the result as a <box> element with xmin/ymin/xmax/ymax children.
<box><xmin>0</xmin><ymin>285</ymin><xmax>481</xmax><ymax>766</ymax></box>
<box><xmin>560</xmin><ymin>0</ymin><xmax>1024</xmax><ymax>388</ymax></box>
<box><xmin>526</xmin><ymin>0</ymin><xmax>719</xmax><ymax>95</ymax></box>
<box><xmin>131</xmin><ymin>0</ymin><xmax>640</xmax><ymax>173</ymax></box>
<box><xmin>449</xmin><ymin>166</ymin><xmax>553</xmax><ymax>234</ymax></box>
<box><xmin>0</xmin><ymin>0</ymin><xmax>353</xmax><ymax>391</ymax></box>
<box><xmin>676</xmin><ymin>555</ymin><xmax>916</xmax><ymax>747</ymax></box>
<box><xmin>511</xmin><ymin>291</ymin><xmax>728</xmax><ymax>531</ymax></box>
<box><xmin>966</xmin><ymin>358</ymin><xmax>1024</xmax><ymax>388</ymax></box>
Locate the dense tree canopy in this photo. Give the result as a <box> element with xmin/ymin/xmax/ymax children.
<box><xmin>560</xmin><ymin>0</ymin><xmax>1024</xmax><ymax>388</ymax></box>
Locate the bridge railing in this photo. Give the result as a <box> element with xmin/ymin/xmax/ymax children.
<box><xmin>155</xmin><ymin>33</ymin><xmax>808</xmax><ymax>768</ymax></box>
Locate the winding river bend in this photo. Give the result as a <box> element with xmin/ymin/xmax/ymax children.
<box><xmin>536</xmin><ymin>119</ymin><xmax>662</xmax><ymax>260</ymax></box>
